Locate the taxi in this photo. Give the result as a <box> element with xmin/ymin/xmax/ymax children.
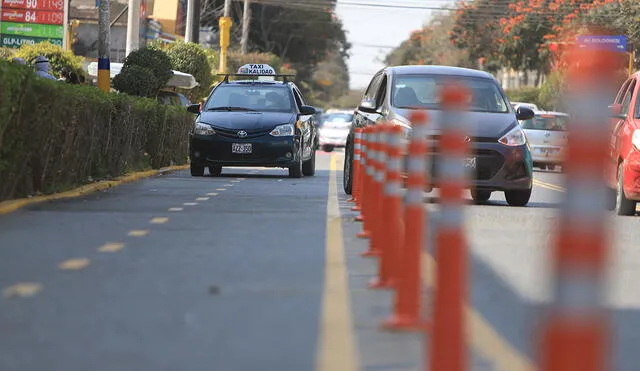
<box><xmin>186</xmin><ymin>64</ymin><xmax>319</xmax><ymax>178</ymax></box>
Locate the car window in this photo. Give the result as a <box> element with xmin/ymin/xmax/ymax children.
<box><xmin>520</xmin><ymin>114</ymin><xmax>568</xmax><ymax>131</ymax></box>
<box><xmin>364</xmin><ymin>73</ymin><xmax>383</xmax><ymax>102</ymax></box>
<box><xmin>391</xmin><ymin>74</ymin><xmax>509</xmax><ymax>113</ymax></box>
<box><xmin>615</xmin><ymin>78</ymin><xmax>633</xmax><ymax>104</ymax></box>
<box><xmin>204</xmin><ymin>85</ymin><xmax>294</xmax><ymax>112</ymax></box>
<box><xmin>375</xmin><ymin>75</ymin><xmax>387</xmax><ymax>108</ymax></box>
<box><xmin>620</xmin><ymin>80</ymin><xmax>636</xmax><ymax>115</ymax></box>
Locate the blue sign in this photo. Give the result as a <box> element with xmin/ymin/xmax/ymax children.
<box><xmin>576</xmin><ymin>35</ymin><xmax>628</xmax><ymax>52</ymax></box>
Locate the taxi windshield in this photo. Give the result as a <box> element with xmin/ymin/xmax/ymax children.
<box><xmin>205</xmin><ymin>85</ymin><xmax>294</xmax><ymax>113</ymax></box>
<box><xmin>391</xmin><ymin>75</ymin><xmax>510</xmax><ymax>113</ymax></box>
<box><xmin>520</xmin><ymin>115</ymin><xmax>568</xmax><ymax>131</ymax></box>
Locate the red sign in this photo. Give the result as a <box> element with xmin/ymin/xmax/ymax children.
<box><xmin>1</xmin><ymin>8</ymin><xmax>63</xmax><ymax>25</ymax></box>
<box><xmin>1</xmin><ymin>0</ymin><xmax>64</xmax><ymax>11</ymax></box>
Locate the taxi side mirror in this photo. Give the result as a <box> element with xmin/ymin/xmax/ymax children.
<box><xmin>187</xmin><ymin>104</ymin><xmax>201</xmax><ymax>114</ymax></box>
<box><xmin>300</xmin><ymin>105</ymin><xmax>316</xmax><ymax>115</ymax></box>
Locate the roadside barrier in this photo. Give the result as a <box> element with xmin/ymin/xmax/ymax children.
<box><xmin>365</xmin><ymin>125</ymin><xmax>382</xmax><ymax>257</ymax></box>
<box><xmin>538</xmin><ymin>39</ymin><xmax>615</xmax><ymax>371</ymax></box>
<box><xmin>370</xmin><ymin>124</ymin><xmax>394</xmax><ymax>289</ymax></box>
<box><xmin>429</xmin><ymin>83</ymin><xmax>471</xmax><ymax>371</ymax></box>
<box><xmin>356</xmin><ymin>126</ymin><xmax>371</xmax><ymax>239</ymax></box>
<box><xmin>382</xmin><ymin>111</ymin><xmax>429</xmax><ymax>331</ymax></box>
<box><xmin>350</xmin><ymin>128</ymin><xmax>363</xmax><ymax>210</ymax></box>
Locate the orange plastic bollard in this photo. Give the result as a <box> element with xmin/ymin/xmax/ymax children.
<box><xmin>370</xmin><ymin>123</ymin><xmax>395</xmax><ymax>289</ymax></box>
<box><xmin>538</xmin><ymin>39</ymin><xmax>614</xmax><ymax>371</ymax></box>
<box><xmin>361</xmin><ymin>125</ymin><xmax>381</xmax><ymax>256</ymax></box>
<box><xmin>356</xmin><ymin>126</ymin><xmax>371</xmax><ymax>238</ymax></box>
<box><xmin>351</xmin><ymin>128</ymin><xmax>363</xmax><ymax>210</ymax></box>
<box><xmin>382</xmin><ymin>111</ymin><xmax>429</xmax><ymax>331</ymax></box>
<box><xmin>429</xmin><ymin>83</ymin><xmax>471</xmax><ymax>371</ymax></box>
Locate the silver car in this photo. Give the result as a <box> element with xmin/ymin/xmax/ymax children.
<box><xmin>519</xmin><ymin>111</ymin><xmax>568</xmax><ymax>171</ymax></box>
<box><xmin>318</xmin><ymin>111</ymin><xmax>353</xmax><ymax>152</ymax></box>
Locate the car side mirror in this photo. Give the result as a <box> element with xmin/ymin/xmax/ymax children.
<box><xmin>515</xmin><ymin>106</ymin><xmax>535</xmax><ymax>121</ymax></box>
<box><xmin>358</xmin><ymin>99</ymin><xmax>377</xmax><ymax>113</ymax></box>
<box><xmin>300</xmin><ymin>105</ymin><xmax>316</xmax><ymax>115</ymax></box>
<box><xmin>187</xmin><ymin>103</ymin><xmax>201</xmax><ymax>114</ymax></box>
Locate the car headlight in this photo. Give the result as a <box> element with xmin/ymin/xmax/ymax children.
<box><xmin>632</xmin><ymin>130</ymin><xmax>640</xmax><ymax>151</ymax></box>
<box><xmin>194</xmin><ymin>122</ymin><xmax>216</xmax><ymax>136</ymax></box>
<box><xmin>270</xmin><ymin>123</ymin><xmax>295</xmax><ymax>136</ymax></box>
<box><xmin>498</xmin><ymin>125</ymin><xmax>527</xmax><ymax>146</ymax></box>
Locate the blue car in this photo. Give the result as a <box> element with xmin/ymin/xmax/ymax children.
<box><xmin>186</xmin><ymin>65</ymin><xmax>319</xmax><ymax>178</ymax></box>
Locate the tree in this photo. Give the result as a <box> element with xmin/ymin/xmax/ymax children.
<box><xmin>113</xmin><ymin>47</ymin><xmax>172</xmax><ymax>97</ymax></box>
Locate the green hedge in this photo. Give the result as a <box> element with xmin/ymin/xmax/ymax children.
<box><xmin>0</xmin><ymin>60</ymin><xmax>193</xmax><ymax>202</ymax></box>
<box><xmin>504</xmin><ymin>87</ymin><xmax>543</xmax><ymax>109</ymax></box>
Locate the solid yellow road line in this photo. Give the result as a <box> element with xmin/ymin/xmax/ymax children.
<box><xmin>316</xmin><ymin>154</ymin><xmax>360</xmax><ymax>371</ymax></box>
<box><xmin>2</xmin><ymin>283</ymin><xmax>43</xmax><ymax>298</ymax></box>
<box><xmin>98</xmin><ymin>242</ymin><xmax>125</xmax><ymax>253</ymax></box>
<box><xmin>533</xmin><ymin>178</ymin><xmax>565</xmax><ymax>192</ymax></box>
<box><xmin>59</xmin><ymin>258</ymin><xmax>91</xmax><ymax>271</ymax></box>
<box><xmin>128</xmin><ymin>230</ymin><xmax>149</xmax><ymax>237</ymax></box>
<box><xmin>0</xmin><ymin>165</ymin><xmax>188</xmax><ymax>215</ymax></box>
<box><xmin>421</xmin><ymin>254</ymin><xmax>535</xmax><ymax>371</ymax></box>
<box><xmin>150</xmin><ymin>217</ymin><xmax>169</xmax><ymax>224</ymax></box>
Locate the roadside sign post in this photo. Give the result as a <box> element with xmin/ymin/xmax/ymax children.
<box><xmin>576</xmin><ymin>35</ymin><xmax>634</xmax><ymax>76</ymax></box>
<box><xmin>0</xmin><ymin>0</ymin><xmax>68</xmax><ymax>49</ymax></box>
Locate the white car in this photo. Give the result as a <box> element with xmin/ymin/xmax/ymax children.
<box><xmin>318</xmin><ymin>111</ymin><xmax>353</xmax><ymax>152</ymax></box>
<box><xmin>519</xmin><ymin>111</ymin><xmax>568</xmax><ymax>171</ymax></box>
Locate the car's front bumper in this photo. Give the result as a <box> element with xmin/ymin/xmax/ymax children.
<box><xmin>189</xmin><ymin>133</ymin><xmax>301</xmax><ymax>168</ymax></box>
<box><xmin>401</xmin><ymin>143</ymin><xmax>533</xmax><ymax>192</ymax></box>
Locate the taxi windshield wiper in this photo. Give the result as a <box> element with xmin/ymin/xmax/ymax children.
<box><xmin>207</xmin><ymin>106</ymin><xmax>256</xmax><ymax>112</ymax></box>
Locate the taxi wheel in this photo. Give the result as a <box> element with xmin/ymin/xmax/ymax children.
<box><xmin>343</xmin><ymin>146</ymin><xmax>353</xmax><ymax>194</ymax></box>
<box><xmin>190</xmin><ymin>164</ymin><xmax>205</xmax><ymax>177</ymax></box>
<box><xmin>505</xmin><ymin>188</ymin><xmax>531</xmax><ymax>207</ymax></box>
<box><xmin>208</xmin><ymin>165</ymin><xmax>222</xmax><ymax>177</ymax></box>
<box><xmin>322</xmin><ymin>145</ymin><xmax>334</xmax><ymax>152</ymax></box>
<box><xmin>302</xmin><ymin>149</ymin><xmax>316</xmax><ymax>176</ymax></box>
<box><xmin>471</xmin><ymin>190</ymin><xmax>491</xmax><ymax>203</ymax></box>
<box><xmin>289</xmin><ymin>148</ymin><xmax>303</xmax><ymax>178</ymax></box>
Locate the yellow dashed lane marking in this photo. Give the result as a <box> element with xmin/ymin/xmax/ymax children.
<box><xmin>235</xmin><ymin>178</ymin><xmax>245</xmax><ymax>180</ymax></box>
<box><xmin>183</xmin><ymin>202</ymin><xmax>198</xmax><ymax>206</ymax></box>
<box><xmin>196</xmin><ymin>197</ymin><xmax>210</xmax><ymax>201</ymax></box>
<box><xmin>533</xmin><ymin>178</ymin><xmax>565</xmax><ymax>192</ymax></box>
<box><xmin>231</xmin><ymin>180</ymin><xmax>241</xmax><ymax>183</ymax></box>
<box><xmin>59</xmin><ymin>258</ymin><xmax>90</xmax><ymax>271</ymax></box>
<box><xmin>216</xmin><ymin>188</ymin><xmax>226</xmax><ymax>191</ymax></box>
<box><xmin>150</xmin><ymin>217</ymin><xmax>169</xmax><ymax>224</ymax></box>
<box><xmin>316</xmin><ymin>154</ymin><xmax>359</xmax><ymax>371</ymax></box>
<box><xmin>169</xmin><ymin>207</ymin><xmax>183</xmax><ymax>211</ymax></box>
<box><xmin>421</xmin><ymin>253</ymin><xmax>535</xmax><ymax>371</ymax></box>
<box><xmin>206</xmin><ymin>193</ymin><xmax>219</xmax><ymax>196</ymax></box>
<box><xmin>98</xmin><ymin>242</ymin><xmax>125</xmax><ymax>253</ymax></box>
<box><xmin>128</xmin><ymin>230</ymin><xmax>149</xmax><ymax>237</ymax></box>
<box><xmin>2</xmin><ymin>283</ymin><xmax>43</xmax><ymax>298</ymax></box>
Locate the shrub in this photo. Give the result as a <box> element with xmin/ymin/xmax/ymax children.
<box><xmin>115</xmin><ymin>47</ymin><xmax>173</xmax><ymax>97</ymax></box>
<box><xmin>0</xmin><ymin>59</ymin><xmax>192</xmax><ymax>201</ymax></box>
<box><xmin>150</xmin><ymin>40</ymin><xmax>214</xmax><ymax>102</ymax></box>
<box><xmin>0</xmin><ymin>47</ymin><xmax>15</xmax><ymax>60</ymax></box>
<box><xmin>112</xmin><ymin>65</ymin><xmax>157</xmax><ymax>97</ymax></box>
<box><xmin>504</xmin><ymin>87</ymin><xmax>542</xmax><ymax>108</ymax></box>
<box><xmin>13</xmin><ymin>42</ymin><xmax>85</xmax><ymax>80</ymax></box>
<box><xmin>538</xmin><ymin>71</ymin><xmax>564</xmax><ymax>111</ymax></box>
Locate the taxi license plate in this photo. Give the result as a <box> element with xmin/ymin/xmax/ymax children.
<box><xmin>232</xmin><ymin>143</ymin><xmax>252</xmax><ymax>154</ymax></box>
<box><xmin>464</xmin><ymin>156</ymin><xmax>476</xmax><ymax>169</ymax></box>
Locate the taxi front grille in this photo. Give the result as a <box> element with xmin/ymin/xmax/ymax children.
<box><xmin>212</xmin><ymin>126</ymin><xmax>272</xmax><ymax>139</ymax></box>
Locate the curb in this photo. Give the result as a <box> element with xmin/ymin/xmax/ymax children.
<box><xmin>0</xmin><ymin>165</ymin><xmax>189</xmax><ymax>215</ymax></box>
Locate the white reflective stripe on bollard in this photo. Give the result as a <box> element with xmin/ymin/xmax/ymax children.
<box><xmin>384</xmin><ymin>180</ymin><xmax>403</xmax><ymax>196</ymax></box>
<box><xmin>406</xmin><ymin>188</ymin><xmax>423</xmax><ymax>206</ymax></box>
<box><xmin>555</xmin><ymin>268</ymin><xmax>604</xmax><ymax>317</ymax></box>
<box><xmin>407</xmin><ymin>157</ymin><xmax>425</xmax><ymax>174</ymax></box>
<box><xmin>439</xmin><ymin>205</ymin><xmax>464</xmax><ymax>229</ymax></box>
<box><xmin>437</xmin><ymin>155</ymin><xmax>468</xmax><ymax>183</ymax></box>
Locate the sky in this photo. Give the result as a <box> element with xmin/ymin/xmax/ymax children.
<box><xmin>335</xmin><ymin>0</ymin><xmax>453</xmax><ymax>90</ymax></box>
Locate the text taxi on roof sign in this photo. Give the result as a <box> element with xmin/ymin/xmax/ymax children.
<box><xmin>217</xmin><ymin>64</ymin><xmax>296</xmax><ymax>83</ymax></box>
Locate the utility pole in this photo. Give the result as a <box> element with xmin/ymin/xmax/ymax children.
<box><xmin>218</xmin><ymin>0</ymin><xmax>232</xmax><ymax>73</ymax></box>
<box><xmin>240</xmin><ymin>0</ymin><xmax>250</xmax><ymax>54</ymax></box>
<box><xmin>185</xmin><ymin>0</ymin><xmax>194</xmax><ymax>42</ymax></box>
<box><xmin>126</xmin><ymin>0</ymin><xmax>140</xmax><ymax>56</ymax></box>
<box><xmin>98</xmin><ymin>0</ymin><xmax>111</xmax><ymax>93</ymax></box>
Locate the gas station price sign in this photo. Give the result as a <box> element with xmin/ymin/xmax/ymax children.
<box><xmin>0</xmin><ymin>0</ymin><xmax>67</xmax><ymax>48</ymax></box>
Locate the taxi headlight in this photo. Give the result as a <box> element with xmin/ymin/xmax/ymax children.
<box><xmin>270</xmin><ymin>123</ymin><xmax>294</xmax><ymax>136</ymax></box>
<box><xmin>498</xmin><ymin>125</ymin><xmax>527</xmax><ymax>146</ymax></box>
<box><xmin>194</xmin><ymin>122</ymin><xmax>216</xmax><ymax>136</ymax></box>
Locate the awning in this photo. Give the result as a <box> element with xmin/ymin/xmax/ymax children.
<box><xmin>86</xmin><ymin>62</ymin><xmax>199</xmax><ymax>90</ymax></box>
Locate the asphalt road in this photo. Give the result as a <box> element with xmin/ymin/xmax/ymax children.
<box><xmin>1</xmin><ymin>150</ymin><xmax>639</xmax><ymax>371</ymax></box>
